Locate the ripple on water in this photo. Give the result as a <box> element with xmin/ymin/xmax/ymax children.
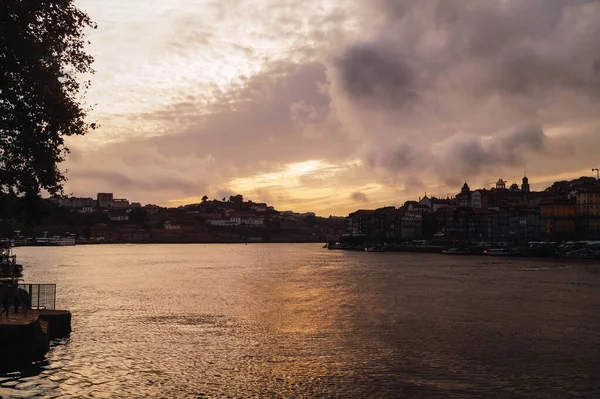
<box><xmin>1</xmin><ymin>244</ymin><xmax>600</xmax><ymax>398</ymax></box>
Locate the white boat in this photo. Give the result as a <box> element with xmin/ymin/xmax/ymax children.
<box><xmin>35</xmin><ymin>236</ymin><xmax>76</xmax><ymax>246</ymax></box>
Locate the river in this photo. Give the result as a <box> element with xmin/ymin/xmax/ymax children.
<box><xmin>1</xmin><ymin>244</ymin><xmax>599</xmax><ymax>398</ymax></box>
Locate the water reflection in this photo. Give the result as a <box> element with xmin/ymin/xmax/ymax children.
<box><xmin>1</xmin><ymin>244</ymin><xmax>599</xmax><ymax>398</ymax></box>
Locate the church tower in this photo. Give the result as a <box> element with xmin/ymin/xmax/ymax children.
<box><xmin>522</xmin><ymin>175</ymin><xmax>530</xmax><ymax>193</ymax></box>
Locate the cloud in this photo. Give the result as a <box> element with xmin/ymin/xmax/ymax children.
<box><xmin>63</xmin><ymin>0</ymin><xmax>600</xmax><ymax>216</ymax></box>
<box><xmin>350</xmin><ymin>191</ymin><xmax>369</xmax><ymax>203</ymax></box>
<box><xmin>325</xmin><ymin>0</ymin><xmax>600</xmax><ymax>194</ymax></box>
<box><xmin>336</xmin><ymin>44</ymin><xmax>417</xmax><ymax>108</ymax></box>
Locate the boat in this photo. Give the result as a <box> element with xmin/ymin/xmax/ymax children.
<box><xmin>326</xmin><ymin>241</ymin><xmax>352</xmax><ymax>250</ymax></box>
<box><xmin>365</xmin><ymin>246</ymin><xmax>385</xmax><ymax>252</ymax></box>
<box><xmin>484</xmin><ymin>248</ymin><xmax>521</xmax><ymax>256</ymax></box>
<box><xmin>0</xmin><ymin>240</ymin><xmax>23</xmax><ymax>278</ymax></box>
<box><xmin>34</xmin><ymin>236</ymin><xmax>76</xmax><ymax>246</ymax></box>
<box><xmin>442</xmin><ymin>248</ymin><xmax>471</xmax><ymax>255</ymax></box>
<box><xmin>565</xmin><ymin>247</ymin><xmax>600</xmax><ymax>259</ymax></box>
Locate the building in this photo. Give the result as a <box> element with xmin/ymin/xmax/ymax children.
<box><xmin>455</xmin><ymin>182</ymin><xmax>471</xmax><ymax>207</ymax></box>
<box><xmin>58</xmin><ymin>197</ymin><xmax>96</xmax><ymax>209</ymax></box>
<box><xmin>345</xmin><ymin>210</ymin><xmax>376</xmax><ymax>236</ymax></box>
<box><xmin>97</xmin><ymin>192</ymin><xmax>130</xmax><ymax>209</ymax></box>
<box><xmin>540</xmin><ymin>199</ymin><xmax>575</xmax><ymax>237</ymax></box>
<box><xmin>400</xmin><ymin>213</ymin><xmax>422</xmax><ymax>239</ymax></box>
<box><xmin>250</xmin><ymin>203</ymin><xmax>267</xmax><ymax>212</ymax></box>
<box><xmin>108</xmin><ymin>211</ymin><xmax>129</xmax><ymax>222</ymax></box>
<box><xmin>430</xmin><ymin>197</ymin><xmax>452</xmax><ymax>212</ymax></box>
<box><xmin>576</xmin><ymin>187</ymin><xmax>600</xmax><ymax>237</ymax></box>
<box><xmin>521</xmin><ymin>175</ymin><xmax>530</xmax><ymax>193</ymax></box>
<box><xmin>97</xmin><ymin>193</ymin><xmax>114</xmax><ymax>208</ymax></box>
<box><xmin>110</xmin><ymin>199</ymin><xmax>130</xmax><ymax>209</ymax></box>
<box><xmin>471</xmin><ymin>190</ymin><xmax>489</xmax><ymax>210</ymax></box>
<box><xmin>419</xmin><ymin>195</ymin><xmax>432</xmax><ymax>209</ymax></box>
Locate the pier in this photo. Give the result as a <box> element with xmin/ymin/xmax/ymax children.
<box><xmin>0</xmin><ymin>283</ymin><xmax>71</xmax><ymax>369</ymax></box>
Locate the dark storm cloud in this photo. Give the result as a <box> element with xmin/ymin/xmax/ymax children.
<box><xmin>440</xmin><ymin>125</ymin><xmax>548</xmax><ymax>174</ymax></box>
<box><xmin>336</xmin><ymin>44</ymin><xmax>417</xmax><ymax>108</ymax></box>
<box><xmin>366</xmin><ymin>140</ymin><xmax>417</xmax><ymax>170</ymax></box>
<box><xmin>329</xmin><ymin>0</ymin><xmax>600</xmax><ymax>190</ymax></box>
<box><xmin>350</xmin><ymin>191</ymin><xmax>369</xmax><ymax>203</ymax></box>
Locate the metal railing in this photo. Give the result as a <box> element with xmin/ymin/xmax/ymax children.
<box><xmin>17</xmin><ymin>283</ymin><xmax>56</xmax><ymax>310</ymax></box>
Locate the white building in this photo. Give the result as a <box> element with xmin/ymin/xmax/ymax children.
<box><xmin>59</xmin><ymin>197</ymin><xmax>96</xmax><ymax>208</ymax></box>
<box><xmin>242</xmin><ymin>217</ymin><xmax>264</xmax><ymax>226</ymax></box>
<box><xmin>250</xmin><ymin>203</ymin><xmax>267</xmax><ymax>212</ymax></box>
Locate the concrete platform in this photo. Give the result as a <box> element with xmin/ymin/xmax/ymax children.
<box><xmin>0</xmin><ymin>308</ymin><xmax>71</xmax><ymax>370</ymax></box>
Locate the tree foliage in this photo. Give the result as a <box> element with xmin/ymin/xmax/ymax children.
<box><xmin>0</xmin><ymin>0</ymin><xmax>96</xmax><ymax>197</ymax></box>
<box><xmin>229</xmin><ymin>194</ymin><xmax>243</xmax><ymax>204</ymax></box>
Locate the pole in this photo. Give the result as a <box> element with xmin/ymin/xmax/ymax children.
<box><xmin>593</xmin><ymin>168</ymin><xmax>599</xmax><ymax>180</ymax></box>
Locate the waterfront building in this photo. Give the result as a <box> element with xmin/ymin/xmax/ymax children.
<box><xmin>455</xmin><ymin>182</ymin><xmax>471</xmax><ymax>207</ymax></box>
<box><xmin>345</xmin><ymin>210</ymin><xmax>376</xmax><ymax>236</ymax></box>
<box><xmin>576</xmin><ymin>186</ymin><xmax>600</xmax><ymax>237</ymax></box>
<box><xmin>400</xmin><ymin>213</ymin><xmax>422</xmax><ymax>239</ymax></box>
<box><xmin>540</xmin><ymin>199</ymin><xmax>575</xmax><ymax>237</ymax></box>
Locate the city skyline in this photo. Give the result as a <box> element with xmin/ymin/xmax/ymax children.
<box><xmin>63</xmin><ymin>0</ymin><xmax>600</xmax><ymax>216</ymax></box>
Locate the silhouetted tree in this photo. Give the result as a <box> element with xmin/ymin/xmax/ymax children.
<box><xmin>0</xmin><ymin>1</ymin><xmax>96</xmax><ymax>199</ymax></box>
<box><xmin>201</xmin><ymin>195</ymin><xmax>209</xmax><ymax>203</ymax></box>
<box><xmin>229</xmin><ymin>194</ymin><xmax>244</xmax><ymax>204</ymax></box>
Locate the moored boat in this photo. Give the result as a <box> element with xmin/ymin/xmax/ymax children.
<box><xmin>0</xmin><ymin>240</ymin><xmax>23</xmax><ymax>278</ymax></box>
<box><xmin>34</xmin><ymin>236</ymin><xmax>76</xmax><ymax>246</ymax></box>
<box><xmin>565</xmin><ymin>247</ymin><xmax>600</xmax><ymax>259</ymax></box>
<box><xmin>365</xmin><ymin>246</ymin><xmax>385</xmax><ymax>252</ymax></box>
<box><xmin>442</xmin><ymin>248</ymin><xmax>471</xmax><ymax>255</ymax></box>
<box><xmin>484</xmin><ymin>248</ymin><xmax>521</xmax><ymax>256</ymax></box>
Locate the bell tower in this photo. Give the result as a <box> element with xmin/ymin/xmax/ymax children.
<box><xmin>522</xmin><ymin>175</ymin><xmax>530</xmax><ymax>193</ymax></box>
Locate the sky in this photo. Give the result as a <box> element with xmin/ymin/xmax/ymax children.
<box><xmin>65</xmin><ymin>0</ymin><xmax>600</xmax><ymax>216</ymax></box>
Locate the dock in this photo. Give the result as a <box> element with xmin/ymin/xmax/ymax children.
<box><xmin>0</xmin><ymin>280</ymin><xmax>71</xmax><ymax>370</ymax></box>
<box><xmin>0</xmin><ymin>308</ymin><xmax>71</xmax><ymax>369</ymax></box>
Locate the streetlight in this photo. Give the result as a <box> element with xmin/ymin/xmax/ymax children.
<box><xmin>593</xmin><ymin>168</ymin><xmax>599</xmax><ymax>180</ymax></box>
